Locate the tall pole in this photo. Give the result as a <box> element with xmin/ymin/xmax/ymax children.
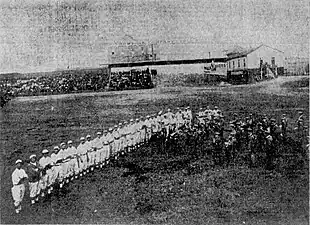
<box><xmin>151</xmin><ymin>44</ymin><xmax>154</xmax><ymax>61</ymax></box>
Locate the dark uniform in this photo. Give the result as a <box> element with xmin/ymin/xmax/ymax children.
<box><xmin>280</xmin><ymin>114</ymin><xmax>288</xmax><ymax>140</ymax></box>
<box><xmin>212</xmin><ymin>133</ymin><xmax>224</xmax><ymax>166</ymax></box>
<box><xmin>27</xmin><ymin>158</ymin><xmax>41</xmax><ymax>204</ymax></box>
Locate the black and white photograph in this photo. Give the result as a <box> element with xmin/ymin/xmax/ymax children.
<box><xmin>0</xmin><ymin>0</ymin><xmax>309</xmax><ymax>224</ymax></box>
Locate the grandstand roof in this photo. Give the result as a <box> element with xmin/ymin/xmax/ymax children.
<box><xmin>103</xmin><ymin>58</ymin><xmax>227</xmax><ymax>68</ymax></box>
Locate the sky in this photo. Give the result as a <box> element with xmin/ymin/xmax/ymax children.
<box><xmin>0</xmin><ymin>0</ymin><xmax>309</xmax><ymax>73</ymax></box>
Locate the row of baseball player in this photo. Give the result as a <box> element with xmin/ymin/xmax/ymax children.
<box><xmin>12</xmin><ymin>106</ymin><xmax>224</xmax><ymax>214</ymax></box>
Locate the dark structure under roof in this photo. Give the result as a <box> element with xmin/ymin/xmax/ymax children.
<box><xmin>102</xmin><ymin>57</ymin><xmax>227</xmax><ymax>68</ymax></box>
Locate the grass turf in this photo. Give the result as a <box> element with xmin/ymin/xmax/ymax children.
<box><xmin>0</xmin><ymin>76</ymin><xmax>309</xmax><ymax>224</ymax></box>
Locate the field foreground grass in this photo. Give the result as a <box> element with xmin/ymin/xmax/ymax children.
<box><xmin>0</xmin><ymin>76</ymin><xmax>309</xmax><ymax>224</ymax></box>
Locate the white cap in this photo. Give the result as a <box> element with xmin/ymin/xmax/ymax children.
<box><xmin>130</xmin><ymin>119</ymin><xmax>134</xmax><ymax>122</ymax></box>
<box><xmin>60</xmin><ymin>142</ymin><xmax>66</xmax><ymax>147</ymax></box>
<box><xmin>86</xmin><ymin>135</ymin><xmax>91</xmax><ymax>139</ymax></box>
<box><xmin>29</xmin><ymin>154</ymin><xmax>36</xmax><ymax>159</ymax></box>
<box><xmin>54</xmin><ymin>146</ymin><xmax>60</xmax><ymax>150</ymax></box>
<box><xmin>67</xmin><ymin>140</ymin><xmax>73</xmax><ymax>144</ymax></box>
<box><xmin>168</xmin><ymin>108</ymin><xmax>171</xmax><ymax>112</ymax></box>
<box><xmin>80</xmin><ymin>137</ymin><xmax>85</xmax><ymax>141</ymax></box>
<box><xmin>97</xmin><ymin>132</ymin><xmax>102</xmax><ymax>135</ymax></box>
<box><xmin>109</xmin><ymin>128</ymin><xmax>113</xmax><ymax>131</ymax></box>
<box><xmin>15</xmin><ymin>159</ymin><xmax>22</xmax><ymax>164</ymax></box>
<box><xmin>42</xmin><ymin>149</ymin><xmax>49</xmax><ymax>154</ymax></box>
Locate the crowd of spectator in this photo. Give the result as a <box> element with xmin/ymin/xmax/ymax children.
<box><xmin>109</xmin><ymin>68</ymin><xmax>155</xmax><ymax>90</ymax></box>
<box><xmin>0</xmin><ymin>68</ymin><xmax>155</xmax><ymax>107</ymax></box>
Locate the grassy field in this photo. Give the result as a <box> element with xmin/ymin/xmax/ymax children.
<box><xmin>0</xmin><ymin>75</ymin><xmax>309</xmax><ymax>224</ymax></box>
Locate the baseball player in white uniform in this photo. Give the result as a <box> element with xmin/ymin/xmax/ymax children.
<box><xmin>50</xmin><ymin>146</ymin><xmax>61</xmax><ymax>190</ymax></box>
<box><xmin>66</xmin><ymin>140</ymin><xmax>77</xmax><ymax>180</ymax></box>
<box><xmin>77</xmin><ymin>137</ymin><xmax>88</xmax><ymax>176</ymax></box>
<box><xmin>11</xmin><ymin>159</ymin><xmax>28</xmax><ymax>214</ymax></box>
<box><xmin>39</xmin><ymin>149</ymin><xmax>52</xmax><ymax>197</ymax></box>
<box><xmin>85</xmin><ymin>135</ymin><xmax>95</xmax><ymax>172</ymax></box>
<box><xmin>93</xmin><ymin>132</ymin><xmax>104</xmax><ymax>168</ymax></box>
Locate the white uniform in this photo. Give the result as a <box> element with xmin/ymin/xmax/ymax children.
<box><xmin>93</xmin><ymin>137</ymin><xmax>103</xmax><ymax>166</ymax></box>
<box><xmin>113</xmin><ymin>129</ymin><xmax>120</xmax><ymax>155</ymax></box>
<box><xmin>126</xmin><ymin>124</ymin><xmax>134</xmax><ymax>148</ymax></box>
<box><xmin>119</xmin><ymin>127</ymin><xmax>125</xmax><ymax>152</ymax></box>
<box><xmin>139</xmin><ymin>121</ymin><xmax>145</xmax><ymax>144</ymax></box>
<box><xmin>156</xmin><ymin>115</ymin><xmax>164</xmax><ymax>133</ymax></box>
<box><xmin>61</xmin><ymin>149</ymin><xmax>71</xmax><ymax>179</ymax></box>
<box><xmin>103</xmin><ymin>138</ymin><xmax>110</xmax><ymax>162</ymax></box>
<box><xmin>99</xmin><ymin>134</ymin><xmax>109</xmax><ymax>162</ymax></box>
<box><xmin>11</xmin><ymin>168</ymin><xmax>28</xmax><ymax>211</ymax></box>
<box><xmin>165</xmin><ymin>112</ymin><xmax>173</xmax><ymax>132</ymax></box>
<box><xmin>145</xmin><ymin>119</ymin><xmax>152</xmax><ymax>141</ymax></box>
<box><xmin>55</xmin><ymin>149</ymin><xmax>66</xmax><ymax>182</ymax></box>
<box><xmin>176</xmin><ymin>112</ymin><xmax>184</xmax><ymax>129</ymax></box>
<box><xmin>151</xmin><ymin>117</ymin><xmax>157</xmax><ymax>134</ymax></box>
<box><xmin>66</xmin><ymin>146</ymin><xmax>77</xmax><ymax>177</ymax></box>
<box><xmin>134</xmin><ymin>122</ymin><xmax>141</xmax><ymax>146</ymax></box>
<box><xmin>85</xmin><ymin>140</ymin><xmax>94</xmax><ymax>169</ymax></box>
<box><xmin>105</xmin><ymin>132</ymin><xmax>114</xmax><ymax>158</ymax></box>
<box><xmin>163</xmin><ymin>117</ymin><xmax>170</xmax><ymax>137</ymax></box>
<box><xmin>185</xmin><ymin>109</ymin><xmax>192</xmax><ymax>126</ymax></box>
<box><xmin>77</xmin><ymin>142</ymin><xmax>88</xmax><ymax>172</ymax></box>
<box><xmin>50</xmin><ymin>152</ymin><xmax>61</xmax><ymax>185</ymax></box>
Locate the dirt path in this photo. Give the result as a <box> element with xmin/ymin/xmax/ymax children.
<box><xmin>251</xmin><ymin>76</ymin><xmax>308</xmax><ymax>96</ymax></box>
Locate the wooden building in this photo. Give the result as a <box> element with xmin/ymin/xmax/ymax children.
<box><xmin>226</xmin><ymin>44</ymin><xmax>284</xmax><ymax>84</ymax></box>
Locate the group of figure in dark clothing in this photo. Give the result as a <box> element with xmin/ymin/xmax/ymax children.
<box><xmin>188</xmin><ymin>108</ymin><xmax>308</xmax><ymax>170</ymax></box>
<box><xmin>159</xmin><ymin>107</ymin><xmax>308</xmax><ymax>171</ymax></box>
